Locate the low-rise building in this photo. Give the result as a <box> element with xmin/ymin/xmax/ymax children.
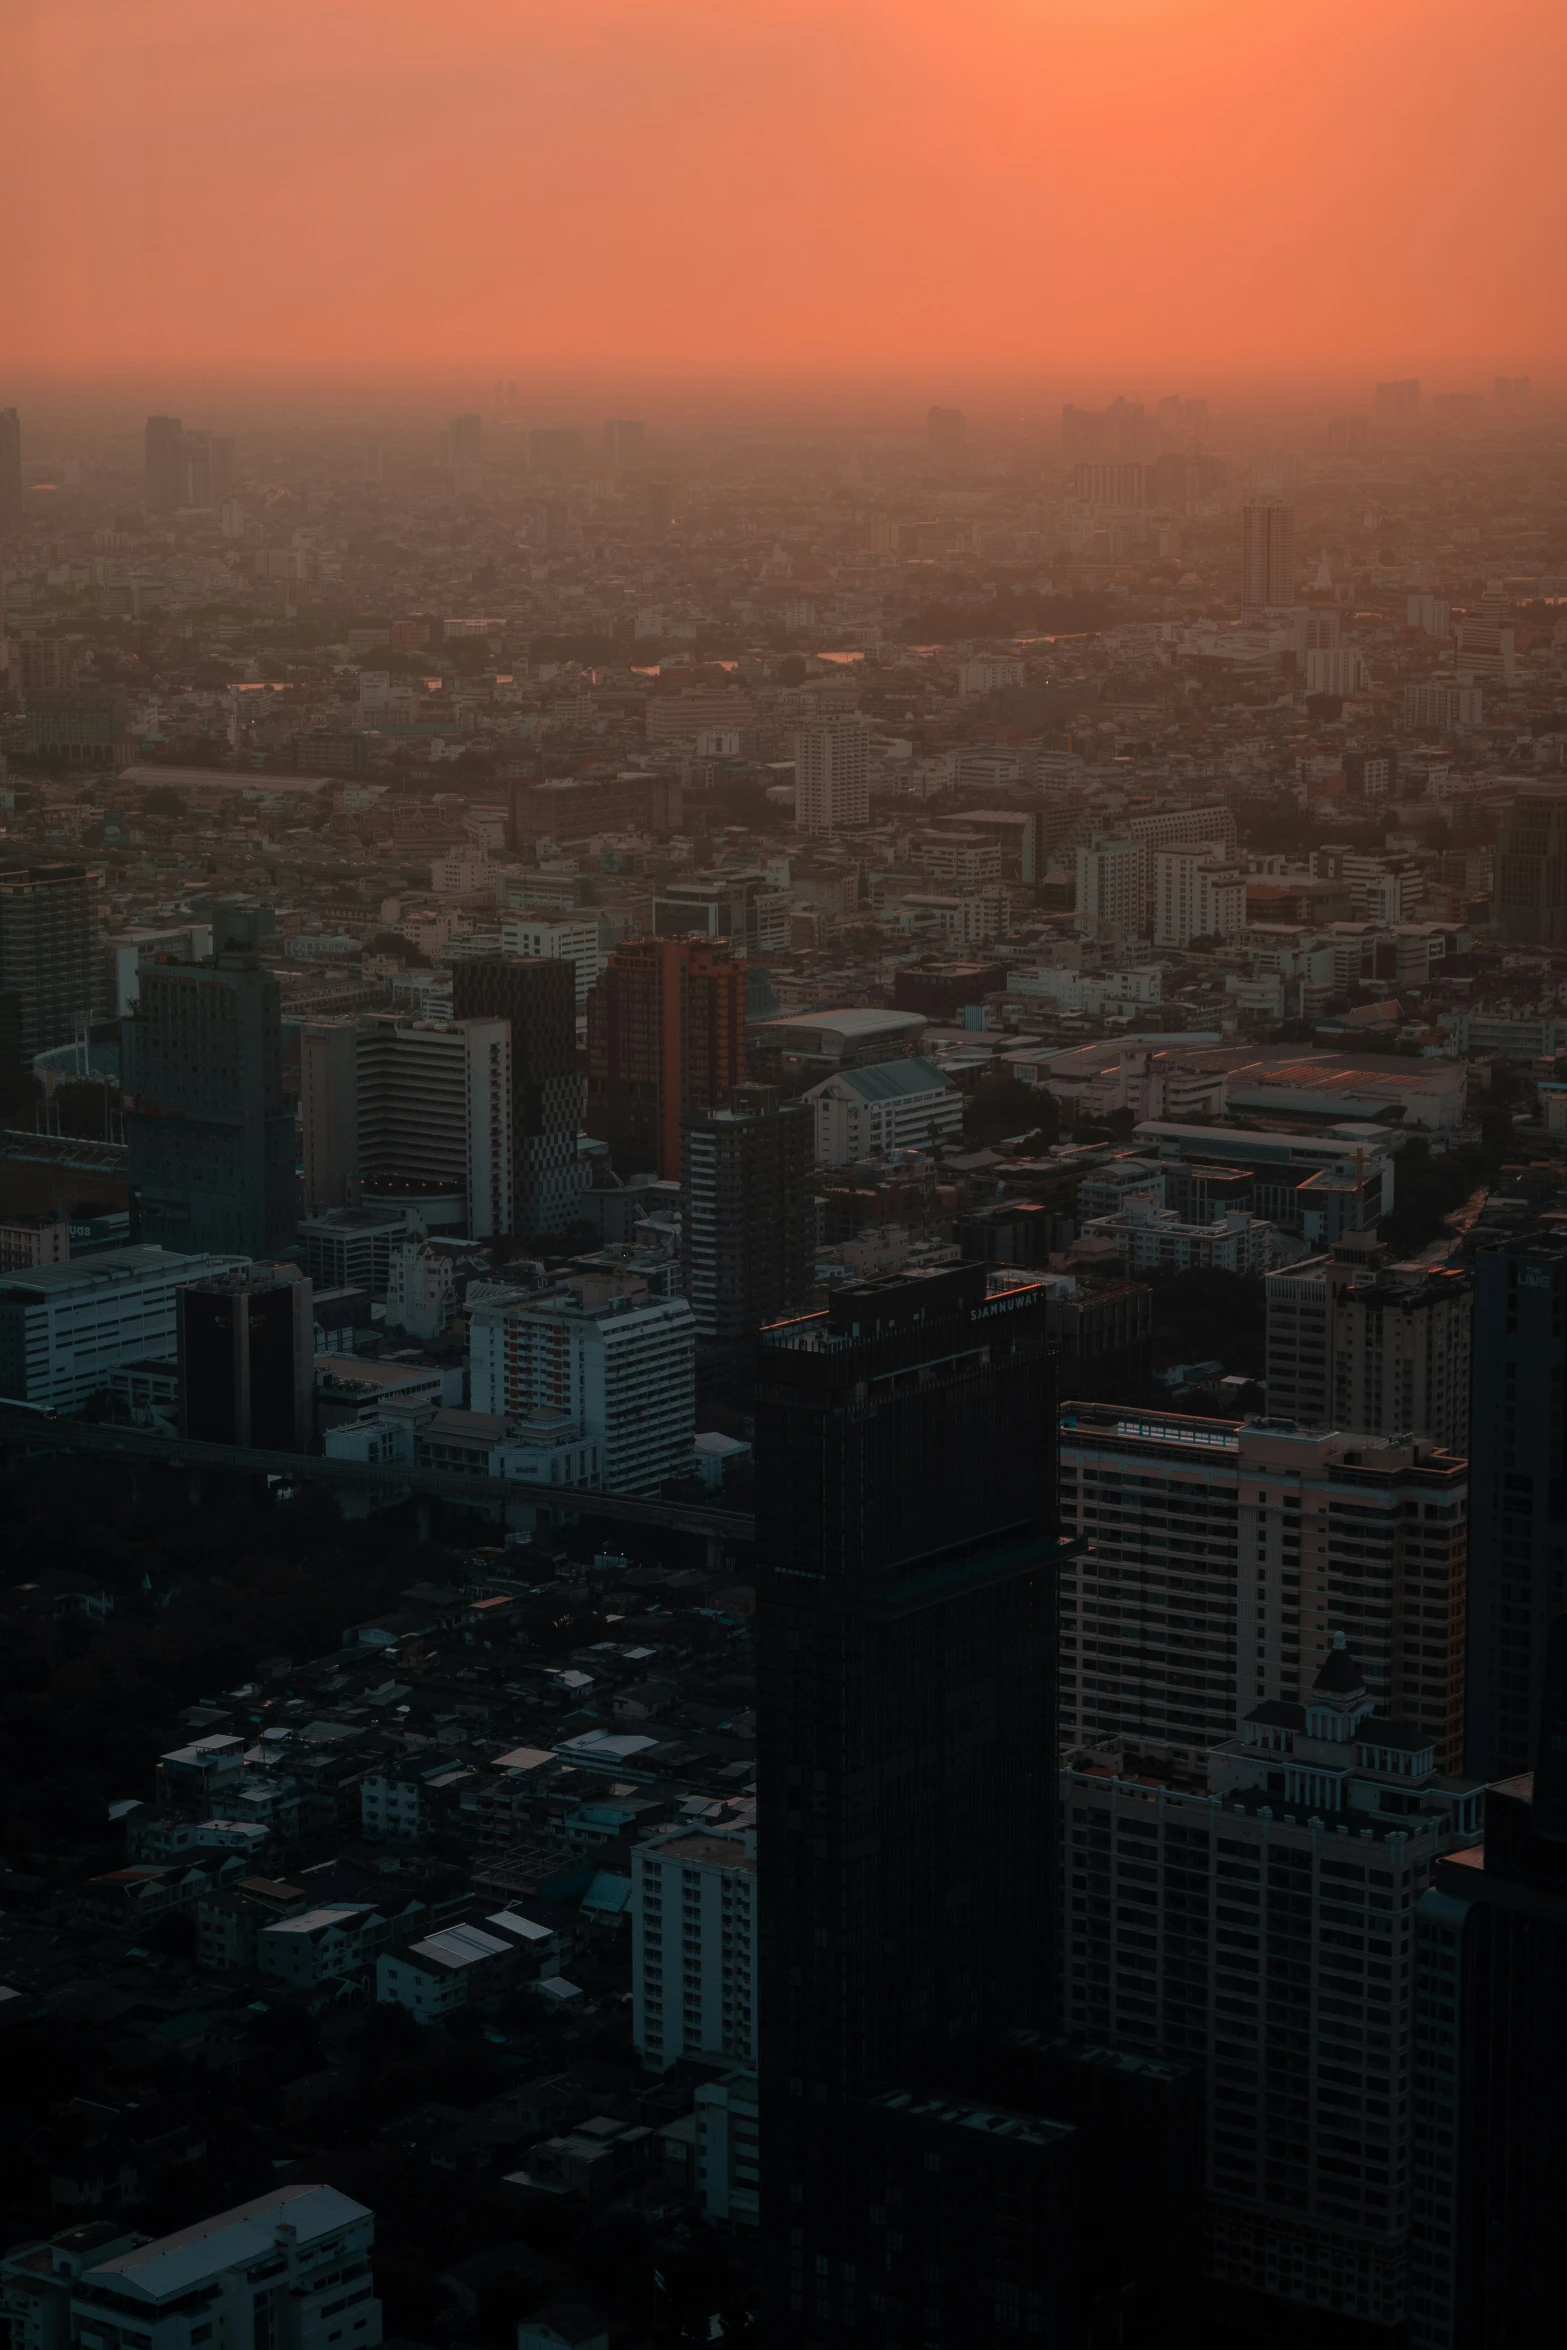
<box><xmin>804</xmin><ymin>1058</ymin><xmax>961</xmax><ymax>1165</ymax></box>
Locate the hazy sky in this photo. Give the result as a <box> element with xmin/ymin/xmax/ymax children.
<box><xmin>6</xmin><ymin>0</ymin><xmax>1563</xmax><ymax>389</ymax></box>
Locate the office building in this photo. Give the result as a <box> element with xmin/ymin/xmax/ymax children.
<box><xmin>177</xmin><ymin>1267</ymin><xmax>314</xmax><ymax>1451</ymax></box>
<box><xmin>927</xmin><ymin>404</ymin><xmax>966</xmax><ymax>459</ymax></box>
<box><xmin>1404</xmin><ymin>681</ymin><xmax>1483</xmax><ymax>730</ymax></box>
<box><xmin>1376</xmin><ymin>378</ymin><xmax>1421</xmax><ymax>420</ymax></box>
<box><xmin>1494</xmin><ymin>787</ymin><xmax>1567</xmax><ymax>944</ymax></box>
<box><xmin>123</xmin><ymin>910</ymin><xmax>298</xmax><ymax>1258</ymax></box>
<box><xmin>64</xmin><ymin>2184</ymin><xmax>381</xmax><ymax>2350</ymax></box>
<box><xmin>632</xmin><ymin>1828</ymin><xmax>757</xmax><ymax>2070</ymax></box>
<box><xmin>803</xmin><ymin>1057</ymin><xmax>962</xmax><ymax>1165</ymax></box>
<box><xmin>1466</xmin><ymin>1229</ymin><xmax>1567</xmax><ymax>1780</ymax></box>
<box><xmin>0</xmin><ymin>407</ymin><xmax>20</xmax><ymax>533</ymax></box>
<box><xmin>653</xmin><ymin>872</ymin><xmax>790</xmax><ymax>957</ymax></box>
<box><xmin>144</xmin><ymin>414</ymin><xmax>184</xmax><ymax>512</ymax></box>
<box><xmin>0</xmin><ymin>861</ymin><xmax>99</xmax><ymax>1062</ymax></box>
<box><xmin>1153</xmin><ymin>844</ymin><xmax>1246</xmax><ymax>946</ymax></box>
<box><xmin>469</xmin><ymin>1275</ymin><xmax>695</xmax><ymax>1494</ymax></box>
<box><xmin>299</xmin><ymin>1015</ymin><xmax>512</xmax><ymax>1239</ymax></box>
<box><xmin>1063</xmin><ymin>1640</ymin><xmax>1481</xmax><ymax>2333</ymax></box>
<box><xmin>0</xmin><ymin>1245</ymin><xmax>247</xmax><ymax>1411</ymax></box>
<box><xmin>1410</xmin><ymin>1616</ymin><xmax>1567</xmax><ymax>2350</ymax></box>
<box><xmin>793</xmin><ymin>722</ymin><xmax>869</xmax><ymax>833</ymax></box>
<box><xmin>604</xmin><ymin>417</ymin><xmax>646</xmax><ymax>468</ymax></box>
<box><xmin>497</xmin><ymin>914</ymin><xmax>601</xmax><ymax>1011</ymax></box>
<box><xmin>1075</xmin><ymin>834</ymin><xmax>1145</xmax><ymax>939</ymax></box>
<box><xmin>451</xmin><ymin>955</ymin><xmax>581</xmax><ymax>1238</ymax></box>
<box><xmin>1265</xmin><ymin>1242</ymin><xmax>1472</xmax><ymax>1450</ymax></box>
<box><xmin>1059</xmin><ymin>1405</ymin><xmax>1468</xmax><ymax>1770</ymax></box>
<box><xmin>756</xmin><ymin>1264</ymin><xmax>1069</xmax><ymax>2345</ymax></box>
<box><xmin>1241</xmin><ymin>496</ymin><xmax>1295</xmax><ymax>612</ymax></box>
<box><xmin>680</xmin><ymin>1085</ymin><xmax>813</xmax><ymax>1340</ymax></box>
<box><xmin>1454</xmin><ymin>621</ymin><xmax>1515</xmax><ymax>685</ymax></box>
<box><xmin>586</xmin><ymin>936</ymin><xmax>746</xmax><ymax>1179</ymax></box>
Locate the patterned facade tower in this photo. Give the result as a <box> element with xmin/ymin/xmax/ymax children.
<box><xmin>452</xmin><ymin>955</ymin><xmax>583</xmax><ymax>1241</ymax></box>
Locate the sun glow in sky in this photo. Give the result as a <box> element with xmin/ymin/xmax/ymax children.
<box><xmin>5</xmin><ymin>0</ymin><xmax>1564</xmax><ymax>385</ymax></box>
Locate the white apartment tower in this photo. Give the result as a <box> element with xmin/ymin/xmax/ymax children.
<box><xmin>794</xmin><ymin>722</ymin><xmax>869</xmax><ymax>833</ymax></box>
<box><xmin>1154</xmin><ymin>845</ymin><xmax>1247</xmax><ymax>946</ymax></box>
<box><xmin>300</xmin><ymin>1017</ymin><xmax>512</xmax><ymax>1238</ymax></box>
<box><xmin>1075</xmin><ymin>835</ymin><xmax>1145</xmax><ymax>941</ymax></box>
<box><xmin>632</xmin><ymin>1829</ymin><xmax>757</xmax><ymax>2071</ymax></box>
<box><xmin>469</xmin><ymin>1274</ymin><xmax>695</xmax><ymax>1494</ymax></box>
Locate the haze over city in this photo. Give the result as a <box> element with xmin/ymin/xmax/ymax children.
<box><xmin>3</xmin><ymin>9</ymin><xmax>1567</xmax><ymax>2350</ymax></box>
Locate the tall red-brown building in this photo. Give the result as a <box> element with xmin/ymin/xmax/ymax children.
<box><xmin>586</xmin><ymin>936</ymin><xmax>746</xmax><ymax>1177</ymax></box>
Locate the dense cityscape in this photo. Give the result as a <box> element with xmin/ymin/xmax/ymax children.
<box><xmin>0</xmin><ymin>369</ymin><xmax>1565</xmax><ymax>2350</ymax></box>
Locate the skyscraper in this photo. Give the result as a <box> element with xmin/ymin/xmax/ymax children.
<box><xmin>1466</xmin><ymin>1230</ymin><xmax>1567</xmax><ymax>1780</ymax></box>
<box><xmin>755</xmin><ymin>1263</ymin><xmax>1072</xmax><ymax>2346</ymax></box>
<box><xmin>0</xmin><ymin>407</ymin><xmax>21</xmax><ymax>534</ymax></box>
<box><xmin>123</xmin><ymin>908</ymin><xmax>298</xmax><ymax>1258</ymax></box>
<box><xmin>680</xmin><ymin>1084</ymin><xmax>813</xmax><ymax>1341</ymax></box>
<box><xmin>177</xmin><ymin>1266</ymin><xmax>314</xmax><ymax>1451</ymax></box>
<box><xmin>0</xmin><ymin>861</ymin><xmax>100</xmax><ymax>1062</ymax></box>
<box><xmin>144</xmin><ymin>414</ymin><xmax>184</xmax><ymax>513</ymax></box>
<box><xmin>1265</xmin><ymin>1241</ymin><xmax>1472</xmax><ymax>1450</ymax></box>
<box><xmin>1064</xmin><ymin>1640</ymin><xmax>1482</xmax><ymax>2334</ymax></box>
<box><xmin>793</xmin><ymin>722</ymin><xmax>869</xmax><ymax>833</ymax></box>
<box><xmin>1410</xmin><ymin>1615</ymin><xmax>1567</xmax><ymax>2350</ymax></box>
<box><xmin>299</xmin><ymin>1014</ymin><xmax>515</xmax><ymax>1239</ymax></box>
<box><xmin>1493</xmin><ymin>785</ymin><xmax>1567</xmax><ymax>944</ymax></box>
<box><xmin>1241</xmin><ymin>496</ymin><xmax>1295</xmax><ymax>612</ymax></box>
<box><xmin>586</xmin><ymin>936</ymin><xmax>746</xmax><ymax>1179</ymax></box>
<box><xmin>927</xmin><ymin>403</ymin><xmax>966</xmax><ymax>459</ymax></box>
<box><xmin>450</xmin><ymin>955</ymin><xmax>582</xmax><ymax>1240</ymax></box>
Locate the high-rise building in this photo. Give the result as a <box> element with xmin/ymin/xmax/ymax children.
<box><xmin>586</xmin><ymin>936</ymin><xmax>746</xmax><ymax>1179</ymax></box>
<box><xmin>123</xmin><ymin>909</ymin><xmax>299</xmax><ymax>1259</ymax></box>
<box><xmin>497</xmin><ymin>914</ymin><xmax>601</xmax><ymax>1012</ymax></box>
<box><xmin>1074</xmin><ymin>833</ymin><xmax>1144</xmax><ymax>939</ymax></box>
<box><xmin>1241</xmin><ymin>496</ymin><xmax>1295</xmax><ymax>611</ymax></box>
<box><xmin>446</xmin><ymin>412</ymin><xmax>482</xmax><ymax>466</ymax></box>
<box><xmin>632</xmin><ymin>1827</ymin><xmax>757</xmax><ymax>2071</ymax></box>
<box><xmin>1376</xmin><ymin>378</ymin><xmax>1421</xmax><ymax>420</ymax></box>
<box><xmin>1493</xmin><ymin>785</ymin><xmax>1567</xmax><ymax>944</ymax></box>
<box><xmin>1466</xmin><ymin>1230</ymin><xmax>1567</xmax><ymax>1780</ymax></box>
<box><xmin>177</xmin><ymin>1267</ymin><xmax>314</xmax><ymax>1451</ymax></box>
<box><xmin>793</xmin><ymin>722</ymin><xmax>869</xmax><ymax>833</ymax></box>
<box><xmin>755</xmin><ymin>1264</ymin><xmax>1071</xmax><ymax>2346</ymax></box>
<box><xmin>144</xmin><ymin>414</ymin><xmax>184</xmax><ymax>513</ymax></box>
<box><xmin>298</xmin><ymin>1014</ymin><xmax>513</xmax><ymax>1239</ymax></box>
<box><xmin>927</xmin><ymin>403</ymin><xmax>966</xmax><ymax>459</ymax></box>
<box><xmin>0</xmin><ymin>861</ymin><xmax>99</xmax><ymax>1062</ymax></box>
<box><xmin>1410</xmin><ymin>1615</ymin><xmax>1567</xmax><ymax>2350</ymax></box>
<box><xmin>468</xmin><ymin>1274</ymin><xmax>695</xmax><ymax>1494</ymax></box>
<box><xmin>680</xmin><ymin>1084</ymin><xmax>813</xmax><ymax>1341</ymax></box>
<box><xmin>1059</xmin><ymin>1405</ymin><xmax>1469</xmax><ymax>1771</ymax></box>
<box><xmin>0</xmin><ymin>407</ymin><xmax>21</xmax><ymax>533</ymax></box>
<box><xmin>451</xmin><ymin>955</ymin><xmax>582</xmax><ymax>1239</ymax></box>
<box><xmin>1152</xmin><ymin>843</ymin><xmax>1246</xmax><ymax>946</ymax></box>
<box><xmin>604</xmin><ymin>417</ymin><xmax>646</xmax><ymax>468</ymax></box>
<box><xmin>1265</xmin><ymin>1241</ymin><xmax>1472</xmax><ymax>1450</ymax></box>
<box><xmin>1064</xmin><ymin>1640</ymin><xmax>1482</xmax><ymax>2335</ymax></box>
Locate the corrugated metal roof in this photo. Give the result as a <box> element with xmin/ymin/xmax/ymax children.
<box><xmin>828</xmin><ymin>1058</ymin><xmax>956</xmax><ymax>1104</ymax></box>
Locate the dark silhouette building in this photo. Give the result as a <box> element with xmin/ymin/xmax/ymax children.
<box><xmin>754</xmin><ymin>1263</ymin><xmax>1071</xmax><ymax>2346</ymax></box>
<box><xmin>1466</xmin><ymin>1231</ymin><xmax>1567</xmax><ymax>1780</ymax></box>
<box><xmin>586</xmin><ymin>935</ymin><xmax>746</xmax><ymax>1179</ymax></box>
<box><xmin>177</xmin><ymin>1267</ymin><xmax>314</xmax><ymax>1450</ymax></box>
<box><xmin>680</xmin><ymin>1085</ymin><xmax>812</xmax><ymax>1343</ymax></box>
<box><xmin>450</xmin><ymin>954</ymin><xmax>582</xmax><ymax>1240</ymax></box>
<box><xmin>124</xmin><ymin>907</ymin><xmax>298</xmax><ymax>1258</ymax></box>
<box><xmin>0</xmin><ymin>407</ymin><xmax>21</xmax><ymax>534</ymax></box>
<box><xmin>144</xmin><ymin>414</ymin><xmax>184</xmax><ymax>513</ymax></box>
<box><xmin>1411</xmin><ymin>1614</ymin><xmax>1567</xmax><ymax>2350</ymax></box>
<box><xmin>0</xmin><ymin>861</ymin><xmax>100</xmax><ymax>1062</ymax></box>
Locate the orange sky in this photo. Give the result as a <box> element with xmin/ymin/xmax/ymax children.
<box><xmin>4</xmin><ymin>0</ymin><xmax>1563</xmax><ymax>387</ymax></box>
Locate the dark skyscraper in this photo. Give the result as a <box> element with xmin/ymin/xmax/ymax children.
<box><xmin>450</xmin><ymin>954</ymin><xmax>582</xmax><ymax>1240</ymax></box>
<box><xmin>1411</xmin><ymin>1614</ymin><xmax>1567</xmax><ymax>2350</ymax></box>
<box><xmin>145</xmin><ymin>414</ymin><xmax>184</xmax><ymax>513</ymax></box>
<box><xmin>124</xmin><ymin>907</ymin><xmax>298</xmax><ymax>1257</ymax></box>
<box><xmin>0</xmin><ymin>407</ymin><xmax>21</xmax><ymax>533</ymax></box>
<box><xmin>1241</xmin><ymin>494</ymin><xmax>1295</xmax><ymax>611</ymax></box>
<box><xmin>0</xmin><ymin>861</ymin><xmax>99</xmax><ymax>1062</ymax></box>
<box><xmin>587</xmin><ymin>936</ymin><xmax>746</xmax><ymax>1179</ymax></box>
<box><xmin>754</xmin><ymin>1263</ymin><xmax>1071</xmax><ymax>2347</ymax></box>
<box><xmin>177</xmin><ymin>1267</ymin><xmax>314</xmax><ymax>1450</ymax></box>
<box><xmin>680</xmin><ymin>1084</ymin><xmax>812</xmax><ymax>1341</ymax></box>
<box><xmin>1466</xmin><ymin>1231</ymin><xmax>1567</xmax><ymax>1781</ymax></box>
